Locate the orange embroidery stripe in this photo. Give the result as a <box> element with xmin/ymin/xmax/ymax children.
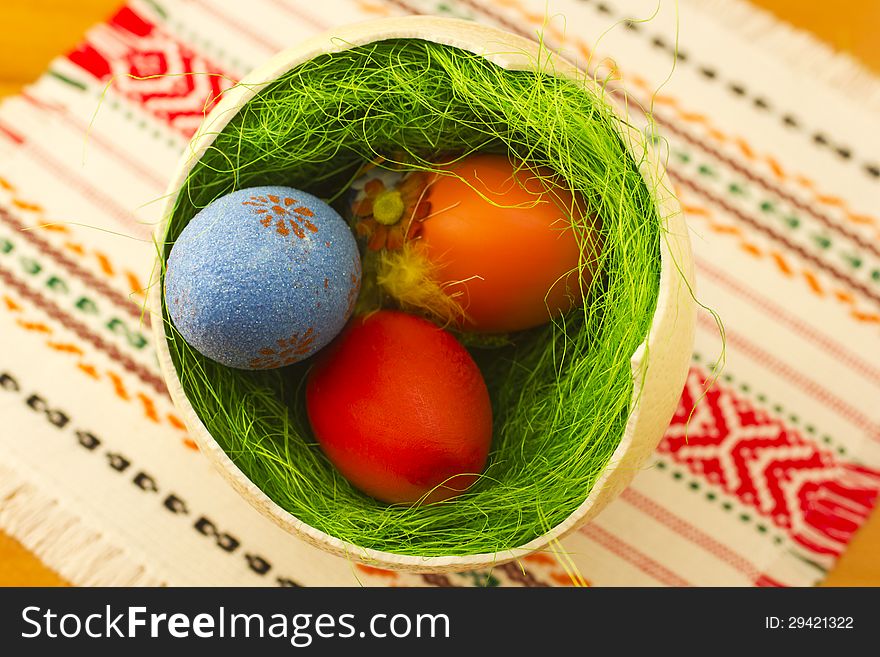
<box><xmin>37</xmin><ymin>223</ymin><xmax>70</xmax><ymax>233</ymax></box>
<box><xmin>136</xmin><ymin>392</ymin><xmax>160</xmax><ymax>423</ymax></box>
<box><xmin>652</xmin><ymin>94</ymin><xmax>677</xmax><ymax>107</ymax></box>
<box><xmin>547</xmin><ymin>24</ymin><xmax>565</xmax><ymax>42</ymax></box>
<box><xmin>166</xmin><ymin>413</ymin><xmax>186</xmax><ymax>430</ymax></box>
<box><xmin>831</xmin><ymin>291</ymin><xmax>879</xmax><ymax>325</ymax></box>
<box><xmin>47</xmin><ymin>341</ymin><xmax>85</xmax><ymax>356</ymax></box>
<box><xmin>125</xmin><ymin>271</ymin><xmax>145</xmax><ymax>297</ymax></box>
<box><xmin>681</xmin><ymin>205</ymin><xmax>712</xmax><ymax>217</ymax></box>
<box><xmin>577</xmin><ymin>42</ymin><xmax>592</xmax><ymax>60</ymax></box>
<box><xmin>106</xmin><ymin>370</ymin><xmax>130</xmax><ymax>400</ymax></box>
<box><xmin>515</xmin><ymin>555</ymin><xmax>587</xmax><ymax>587</ymax></box>
<box><xmin>688</xmin><ymin>206</ymin><xmax>880</xmax><ymax>324</ymax></box>
<box><xmin>677</xmin><ymin>111</ymin><xmax>711</xmax><ymax>124</ymax></box>
<box><xmin>802</xmin><ymin>270</ymin><xmax>824</xmax><ymax>295</ymax></box>
<box><xmin>735</xmin><ymin>138</ymin><xmax>754</xmax><ymax>160</ymax></box>
<box><xmin>629</xmin><ymin>72</ymin><xmax>650</xmax><ymax>88</ymax></box>
<box><xmin>2</xmin><ymin>180</ymin><xmax>149</xmax><ymax>294</ymax></box>
<box><xmin>708</xmin><ymin>223</ymin><xmax>742</xmax><ymax>236</ymax></box>
<box><xmin>850</xmin><ymin>310</ymin><xmax>880</xmax><ymax>324</ymax></box>
<box><xmin>77</xmin><ymin>362</ymin><xmax>100</xmax><ymax>379</ymax></box>
<box><xmin>816</xmin><ymin>195</ymin><xmax>846</xmax><ymax>207</ymax></box>
<box><xmin>549</xmin><ymin>572</ymin><xmax>578</xmax><ymax>586</ymax></box>
<box><xmin>94</xmin><ymin>251</ymin><xmax>115</xmax><ymax>276</ymax></box>
<box><xmin>522</xmin><ymin>552</ymin><xmax>556</xmax><ymax>566</ymax></box>
<box><xmin>64</xmin><ymin>241</ymin><xmax>85</xmax><ymax>255</ymax></box>
<box><xmin>499</xmin><ymin>0</ymin><xmax>880</xmax><ymax>231</ymax></box>
<box><xmin>635</xmin><ymin>81</ymin><xmax>879</xmax><ymax>231</ymax></box>
<box><xmin>707</xmin><ymin>127</ymin><xmax>728</xmax><ymax>143</ymax></box>
<box><xmin>3</xmin><ymin>295</ymin><xmax>22</xmax><ymax>311</ymax></box>
<box><xmin>12</xmin><ymin>199</ymin><xmax>43</xmax><ymax>212</ymax></box>
<box><xmin>524</xmin><ymin>9</ymin><xmax>546</xmax><ymax>23</ymax></box>
<box><xmin>3</xmin><ymin>297</ymin><xmax>190</xmax><ymax>446</ymax></box>
<box><xmin>770</xmin><ymin>251</ymin><xmax>793</xmax><ymax>276</ymax></box>
<box><xmin>740</xmin><ymin>242</ymin><xmax>762</xmax><ymax>257</ymax></box>
<box><xmin>521</xmin><ymin>552</ymin><xmax>591</xmax><ymax>586</ymax></box>
<box><xmin>765</xmin><ymin>156</ymin><xmax>785</xmax><ymax>180</ymax></box>
<box><xmin>16</xmin><ymin>319</ymin><xmax>52</xmax><ymax>333</ymax></box>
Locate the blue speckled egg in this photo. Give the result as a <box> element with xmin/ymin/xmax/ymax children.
<box><xmin>164</xmin><ymin>186</ymin><xmax>361</xmax><ymax>370</ymax></box>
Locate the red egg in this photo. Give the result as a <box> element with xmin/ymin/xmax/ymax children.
<box><xmin>305</xmin><ymin>310</ymin><xmax>493</xmax><ymax>505</ymax></box>
<box><xmin>419</xmin><ymin>153</ymin><xmax>599</xmax><ymax>333</ymax></box>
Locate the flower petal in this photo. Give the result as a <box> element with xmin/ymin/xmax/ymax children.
<box><xmin>406</xmin><ymin>221</ymin><xmax>424</xmax><ymax>241</ymax></box>
<box><xmin>364</xmin><ymin>178</ymin><xmax>386</xmax><ymax>197</ymax></box>
<box><xmin>386</xmin><ymin>226</ymin><xmax>405</xmax><ymax>251</ymax></box>
<box><xmin>368</xmin><ymin>225</ymin><xmax>388</xmax><ymax>251</ymax></box>
<box><xmin>412</xmin><ymin>200</ymin><xmax>432</xmax><ymax>221</ymax></box>
<box><xmin>355</xmin><ymin>219</ymin><xmax>375</xmax><ymax>237</ymax></box>
<box><xmin>352</xmin><ymin>196</ymin><xmax>374</xmax><ymax>217</ymax></box>
<box><xmin>400</xmin><ymin>170</ymin><xmax>428</xmax><ymax>195</ymax></box>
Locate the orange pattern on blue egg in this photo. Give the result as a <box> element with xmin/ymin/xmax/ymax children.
<box><xmin>242</xmin><ymin>194</ymin><xmax>319</xmax><ymax>239</ymax></box>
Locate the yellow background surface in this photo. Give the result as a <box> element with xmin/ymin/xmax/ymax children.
<box><xmin>0</xmin><ymin>0</ymin><xmax>878</xmax><ymax>587</ymax></box>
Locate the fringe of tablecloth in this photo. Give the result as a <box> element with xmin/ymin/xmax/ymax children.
<box><xmin>684</xmin><ymin>0</ymin><xmax>880</xmax><ymax>111</ymax></box>
<box><xmin>0</xmin><ymin>462</ymin><xmax>166</xmax><ymax>586</ymax></box>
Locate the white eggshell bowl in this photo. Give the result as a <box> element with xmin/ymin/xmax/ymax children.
<box><xmin>150</xmin><ymin>16</ymin><xmax>696</xmax><ymax>573</ymax></box>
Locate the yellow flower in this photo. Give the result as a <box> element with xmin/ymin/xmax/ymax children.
<box><xmin>351</xmin><ymin>170</ymin><xmax>431</xmax><ymax>251</ymax></box>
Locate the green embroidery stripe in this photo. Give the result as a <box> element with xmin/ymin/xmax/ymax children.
<box><xmin>787</xmin><ymin>550</ymin><xmax>829</xmax><ymax>575</ymax></box>
<box><xmin>85</xmin><ymin>88</ymin><xmax>184</xmax><ymax>150</ymax></box>
<box><xmin>652</xmin><ymin>457</ymin><xmax>789</xmax><ymax>546</ymax></box>
<box><xmin>673</xmin><ymin>149</ymin><xmax>880</xmax><ymax>282</ymax></box>
<box><xmin>141</xmin><ymin>0</ymin><xmax>169</xmax><ymax>19</ymax></box>
<box><xmin>136</xmin><ymin>0</ymin><xmax>250</xmax><ymax>73</ymax></box>
<box><xmin>45</xmin><ymin>64</ymin><xmax>184</xmax><ymax>151</ymax></box>
<box><xmin>48</xmin><ymin>70</ymin><xmax>87</xmax><ymax>91</ymax></box>
<box><xmin>691</xmin><ymin>352</ymin><xmax>852</xmax><ymax>459</ymax></box>
<box><xmin>0</xmin><ymin>230</ymin><xmax>149</xmax><ymax>352</ymax></box>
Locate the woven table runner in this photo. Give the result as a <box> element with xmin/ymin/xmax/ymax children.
<box><xmin>1</xmin><ymin>0</ymin><xmax>878</xmax><ymax>587</ymax></box>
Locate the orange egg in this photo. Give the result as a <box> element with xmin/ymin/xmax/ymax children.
<box><xmin>417</xmin><ymin>153</ymin><xmax>599</xmax><ymax>333</ymax></box>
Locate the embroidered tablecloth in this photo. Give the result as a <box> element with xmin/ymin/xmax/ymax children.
<box><xmin>1</xmin><ymin>0</ymin><xmax>878</xmax><ymax>587</ymax></box>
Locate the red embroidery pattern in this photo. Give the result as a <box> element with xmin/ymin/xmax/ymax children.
<box><xmin>242</xmin><ymin>194</ymin><xmax>318</xmax><ymax>240</ymax></box>
<box><xmin>67</xmin><ymin>7</ymin><xmax>234</xmax><ymax>137</ymax></box>
<box><xmin>660</xmin><ymin>368</ymin><xmax>880</xmax><ymax>557</ymax></box>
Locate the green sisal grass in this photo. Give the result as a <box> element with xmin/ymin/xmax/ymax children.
<box><xmin>160</xmin><ymin>39</ymin><xmax>663</xmax><ymax>557</ymax></box>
